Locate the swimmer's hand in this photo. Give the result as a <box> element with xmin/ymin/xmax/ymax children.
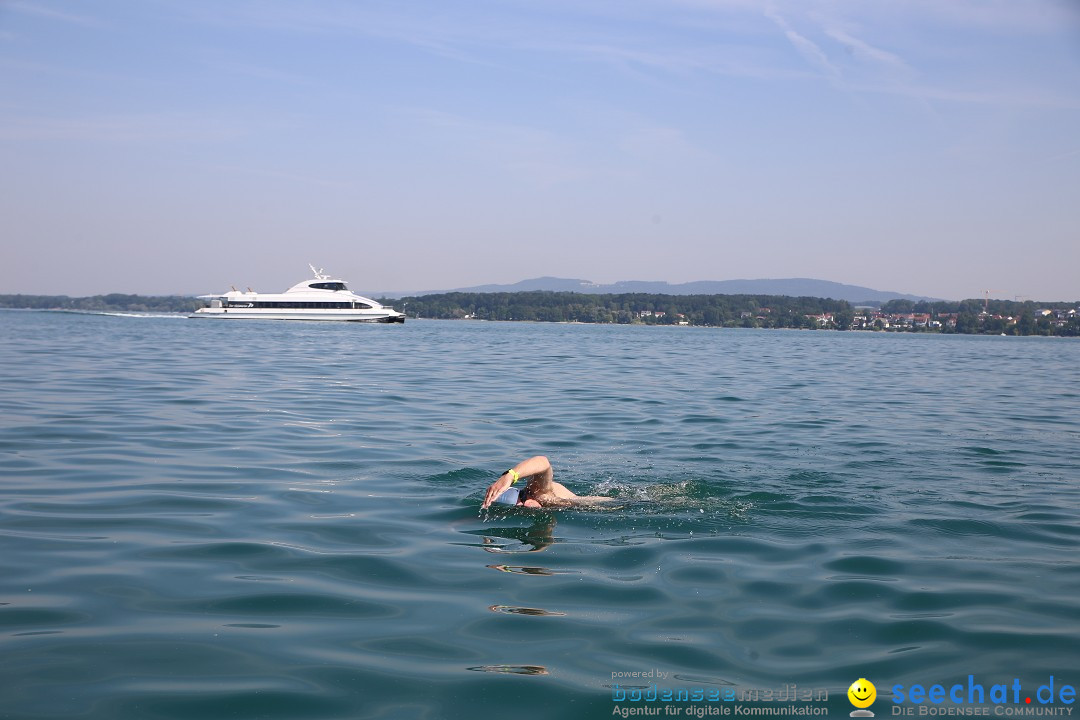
<box><xmin>482</xmin><ymin>472</ymin><xmax>513</xmax><ymax>509</ymax></box>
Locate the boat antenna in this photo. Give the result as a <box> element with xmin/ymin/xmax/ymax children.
<box><xmin>309</xmin><ymin>263</ymin><xmax>329</xmax><ymax>281</ymax></box>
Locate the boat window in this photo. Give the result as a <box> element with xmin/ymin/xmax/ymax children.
<box><xmin>353</xmin><ymin>302</ymin><xmax>372</xmax><ymax>309</ymax></box>
<box><xmin>224</xmin><ymin>301</ymin><xmax>356</xmax><ymax>309</ymax></box>
<box><xmin>310</xmin><ymin>282</ymin><xmax>347</xmax><ymax>291</ymax></box>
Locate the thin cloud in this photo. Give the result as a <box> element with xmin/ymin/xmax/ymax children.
<box><xmin>687</xmin><ymin>0</ymin><xmax>1077</xmax><ymax>35</ymax></box>
<box><xmin>783</xmin><ymin>28</ymin><xmax>838</xmax><ymax>77</ymax></box>
<box><xmin>533</xmin><ymin>40</ymin><xmax>812</xmax><ymax>83</ymax></box>
<box><xmin>5</xmin><ymin>1</ymin><xmax>106</xmax><ymax>27</ymax></box>
<box><xmin>823</xmin><ymin>27</ymin><xmax>910</xmax><ymax>73</ymax></box>
<box><xmin>763</xmin><ymin>4</ymin><xmax>840</xmax><ymax>79</ymax></box>
<box><xmin>168</xmin><ymin>2</ymin><xmax>490</xmax><ymax>61</ymax></box>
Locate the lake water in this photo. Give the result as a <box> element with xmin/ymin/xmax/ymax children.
<box><xmin>1</xmin><ymin>310</ymin><xmax>1078</xmax><ymax>720</ymax></box>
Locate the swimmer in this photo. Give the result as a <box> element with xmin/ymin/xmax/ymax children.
<box><xmin>481</xmin><ymin>456</ymin><xmax>615</xmax><ymax>509</ymax></box>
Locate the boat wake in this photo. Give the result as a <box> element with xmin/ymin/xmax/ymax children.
<box><xmin>69</xmin><ymin>310</ymin><xmax>187</xmax><ymax>319</ymax></box>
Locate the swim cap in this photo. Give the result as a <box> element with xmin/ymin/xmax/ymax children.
<box><xmin>493</xmin><ymin>487</ymin><xmax>520</xmax><ymax>505</ymax></box>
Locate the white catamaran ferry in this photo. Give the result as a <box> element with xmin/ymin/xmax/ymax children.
<box><xmin>190</xmin><ymin>266</ymin><xmax>405</xmax><ymax>323</ymax></box>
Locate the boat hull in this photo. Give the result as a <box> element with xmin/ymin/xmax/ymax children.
<box><xmin>189</xmin><ymin>308</ymin><xmax>404</xmax><ymax>322</ymax></box>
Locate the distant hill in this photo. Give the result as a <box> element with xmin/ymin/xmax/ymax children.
<box><xmin>377</xmin><ymin>277</ymin><xmax>940</xmax><ymax>305</ymax></box>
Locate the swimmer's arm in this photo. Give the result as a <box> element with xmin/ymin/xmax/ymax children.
<box><xmin>481</xmin><ymin>456</ymin><xmax>552</xmax><ymax>509</ymax></box>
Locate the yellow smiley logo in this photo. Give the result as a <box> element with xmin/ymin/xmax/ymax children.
<box><xmin>848</xmin><ymin>678</ymin><xmax>877</xmax><ymax>709</ymax></box>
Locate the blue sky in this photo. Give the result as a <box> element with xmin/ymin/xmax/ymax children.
<box><xmin>2</xmin><ymin>0</ymin><xmax>1078</xmax><ymax>300</ymax></box>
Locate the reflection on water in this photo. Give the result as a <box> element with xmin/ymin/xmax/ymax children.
<box><xmin>470</xmin><ymin>516</ymin><xmax>559</xmax><ymax>552</ymax></box>
<box><xmin>488</xmin><ymin>605</ymin><xmax>567</xmax><ymax>616</ymax></box>
<box><xmin>466</xmin><ymin>665</ymin><xmax>550</xmax><ymax>675</ymax></box>
<box><xmin>484</xmin><ymin>564</ymin><xmax>562</xmax><ymax>576</ymax></box>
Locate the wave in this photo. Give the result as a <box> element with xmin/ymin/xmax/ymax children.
<box><xmin>67</xmin><ymin>310</ymin><xmax>188</xmax><ymax>319</ymax></box>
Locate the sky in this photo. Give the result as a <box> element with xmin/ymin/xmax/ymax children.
<box><xmin>1</xmin><ymin>0</ymin><xmax>1078</xmax><ymax>301</ymax></box>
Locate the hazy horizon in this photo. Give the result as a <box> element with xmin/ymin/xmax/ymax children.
<box><xmin>2</xmin><ymin>272</ymin><xmax>1070</xmax><ymax>305</ymax></box>
<box><xmin>2</xmin><ymin>1</ymin><xmax>1078</xmax><ymax>301</ymax></box>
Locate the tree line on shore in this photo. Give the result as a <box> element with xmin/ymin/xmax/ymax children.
<box><xmin>392</xmin><ymin>291</ymin><xmax>846</xmax><ymax>328</ymax></box>
<box><xmin>391</xmin><ymin>292</ymin><xmax>1080</xmax><ymax>336</ymax></box>
<box><xmin>879</xmin><ymin>298</ymin><xmax>1078</xmax><ymax>335</ymax></box>
<box><xmin>2</xmin><ymin>292</ymin><xmax>1077</xmax><ymax>336</ymax></box>
<box><xmin>0</xmin><ymin>294</ymin><xmax>202</xmax><ymax>313</ymax></box>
